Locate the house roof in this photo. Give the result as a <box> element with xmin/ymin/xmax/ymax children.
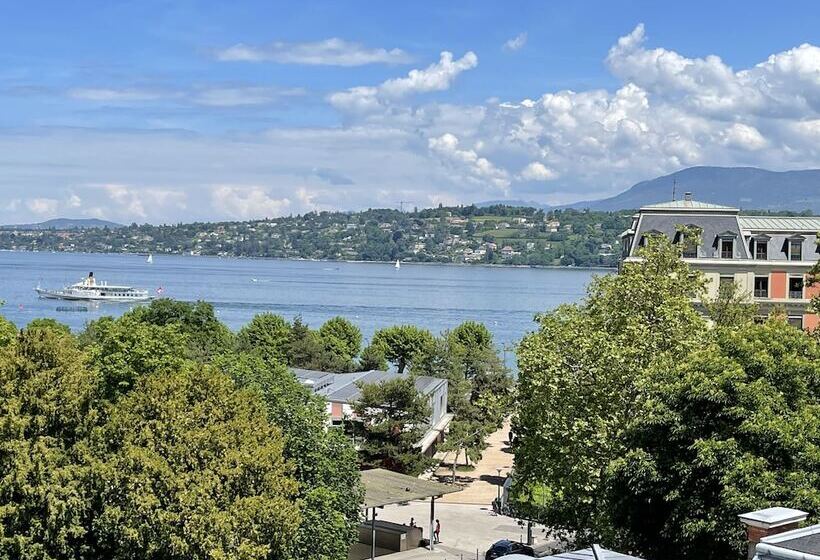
<box><xmin>291</xmin><ymin>368</ymin><xmax>446</xmax><ymax>404</ymax></box>
<box><xmin>739</xmin><ymin>215</ymin><xmax>820</xmax><ymax>232</ymax></box>
<box><xmin>641</xmin><ymin>199</ymin><xmax>739</xmax><ymax>212</ymax></box>
<box><xmin>755</xmin><ymin>524</ymin><xmax>820</xmax><ymax>560</ymax></box>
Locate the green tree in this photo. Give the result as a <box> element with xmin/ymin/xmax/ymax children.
<box><xmin>0</xmin><ymin>327</ymin><xmax>101</xmax><ymax>559</ymax></box>
<box><xmin>0</xmin><ymin>316</ymin><xmax>16</xmax><ymax>347</ymax></box>
<box><xmin>126</xmin><ymin>299</ymin><xmax>234</xmax><ymax>359</ymax></box>
<box><xmin>351</xmin><ymin>376</ymin><xmax>433</xmax><ymax>475</ymax></box>
<box><xmin>237</xmin><ymin>313</ymin><xmax>292</xmax><ymax>366</ymax></box>
<box><xmin>607</xmin><ymin>319</ymin><xmax>820</xmax><ymax>560</ymax></box>
<box><xmin>370</xmin><ymin>325</ymin><xmax>435</xmax><ymax>373</ymax></box>
<box><xmin>513</xmin><ymin>235</ymin><xmax>707</xmax><ymax>546</ymax></box>
<box><xmin>318</xmin><ymin>317</ymin><xmax>362</xmax><ymax>362</ymax></box>
<box><xmin>24</xmin><ymin>318</ymin><xmax>71</xmax><ymax>335</ymax></box>
<box><xmin>93</xmin><ymin>365</ymin><xmax>301</xmax><ymax>560</ymax></box>
<box><xmin>82</xmin><ymin>315</ymin><xmax>188</xmax><ymax>399</ymax></box>
<box><xmin>359</xmin><ymin>341</ymin><xmax>388</xmax><ymax>371</ymax></box>
<box><xmin>216</xmin><ymin>353</ymin><xmax>362</xmax><ymax>560</ymax></box>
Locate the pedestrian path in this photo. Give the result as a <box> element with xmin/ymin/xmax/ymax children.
<box><xmin>433</xmin><ymin>421</ymin><xmax>513</xmax><ymax>505</ymax></box>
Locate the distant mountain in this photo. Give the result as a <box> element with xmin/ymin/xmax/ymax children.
<box><xmin>0</xmin><ymin>218</ymin><xmax>123</xmax><ymax>231</ymax></box>
<box><xmin>565</xmin><ymin>166</ymin><xmax>820</xmax><ymax>212</ymax></box>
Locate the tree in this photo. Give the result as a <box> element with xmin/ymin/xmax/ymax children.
<box><xmin>351</xmin><ymin>376</ymin><xmax>433</xmax><ymax>475</ymax></box>
<box><xmin>215</xmin><ymin>353</ymin><xmax>362</xmax><ymax>560</ymax></box>
<box><xmin>126</xmin><ymin>299</ymin><xmax>234</xmax><ymax>359</ymax></box>
<box><xmin>0</xmin><ymin>326</ymin><xmax>101</xmax><ymax>559</ymax></box>
<box><xmin>0</xmin><ymin>316</ymin><xmax>16</xmax><ymax>347</ymax></box>
<box><xmin>236</xmin><ymin>313</ymin><xmax>292</xmax><ymax>366</ymax></box>
<box><xmin>24</xmin><ymin>318</ymin><xmax>71</xmax><ymax>335</ymax></box>
<box><xmin>318</xmin><ymin>317</ymin><xmax>362</xmax><ymax>362</ymax></box>
<box><xmin>607</xmin><ymin>319</ymin><xmax>820</xmax><ymax>560</ymax></box>
<box><xmin>370</xmin><ymin>325</ymin><xmax>435</xmax><ymax>373</ymax></box>
<box><xmin>93</xmin><ymin>365</ymin><xmax>301</xmax><ymax>560</ymax></box>
<box><xmin>359</xmin><ymin>341</ymin><xmax>388</xmax><ymax>371</ymax></box>
<box><xmin>513</xmin><ymin>235</ymin><xmax>707</xmax><ymax>547</ymax></box>
<box><xmin>82</xmin><ymin>315</ymin><xmax>188</xmax><ymax>399</ymax></box>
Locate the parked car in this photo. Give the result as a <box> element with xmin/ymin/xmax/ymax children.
<box><xmin>485</xmin><ymin>540</ymin><xmax>534</xmax><ymax>559</ymax></box>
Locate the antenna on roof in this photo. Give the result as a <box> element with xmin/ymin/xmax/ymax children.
<box><xmin>672</xmin><ymin>178</ymin><xmax>677</xmax><ymax>201</ymax></box>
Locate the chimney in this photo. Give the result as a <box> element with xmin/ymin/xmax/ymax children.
<box><xmin>684</xmin><ymin>192</ymin><xmax>693</xmax><ymax>202</ymax></box>
<box><xmin>738</xmin><ymin>507</ymin><xmax>808</xmax><ymax>560</ymax></box>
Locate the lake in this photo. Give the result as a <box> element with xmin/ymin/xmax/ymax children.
<box><xmin>0</xmin><ymin>251</ymin><xmax>603</xmax><ymax>356</ymax></box>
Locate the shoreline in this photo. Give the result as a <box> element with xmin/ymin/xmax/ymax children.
<box><xmin>0</xmin><ymin>248</ymin><xmax>616</xmax><ymax>272</ymax></box>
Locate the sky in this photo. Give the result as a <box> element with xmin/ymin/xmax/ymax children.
<box><xmin>1</xmin><ymin>1</ymin><xmax>819</xmax><ymax>224</ymax></box>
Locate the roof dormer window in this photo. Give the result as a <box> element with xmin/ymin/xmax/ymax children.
<box><xmin>751</xmin><ymin>235</ymin><xmax>770</xmax><ymax>260</ymax></box>
<box><xmin>788</xmin><ymin>236</ymin><xmax>804</xmax><ymax>261</ymax></box>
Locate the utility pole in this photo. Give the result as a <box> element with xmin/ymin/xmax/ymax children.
<box><xmin>396</xmin><ymin>200</ymin><xmax>413</xmax><ymax>212</ymax></box>
<box><xmin>672</xmin><ymin>178</ymin><xmax>677</xmax><ymax>201</ymax></box>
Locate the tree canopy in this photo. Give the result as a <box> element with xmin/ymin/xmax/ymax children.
<box><xmin>513</xmin><ymin>235</ymin><xmax>820</xmax><ymax>560</ymax></box>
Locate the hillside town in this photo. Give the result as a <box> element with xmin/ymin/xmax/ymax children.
<box><xmin>0</xmin><ymin>206</ymin><xmax>631</xmax><ymax>268</ymax></box>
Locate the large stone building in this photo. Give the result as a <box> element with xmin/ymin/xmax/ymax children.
<box><xmin>621</xmin><ymin>193</ymin><xmax>820</xmax><ymax>329</ymax></box>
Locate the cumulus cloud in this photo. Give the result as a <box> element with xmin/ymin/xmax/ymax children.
<box><xmin>26</xmin><ymin>198</ymin><xmax>59</xmax><ymax>217</ymax></box>
<box><xmin>503</xmin><ymin>32</ymin><xmax>528</xmax><ymax>52</ymax></box>
<box><xmin>215</xmin><ymin>38</ymin><xmax>412</xmax><ymax>66</ymax></box>
<box><xmin>211</xmin><ymin>185</ymin><xmax>292</xmax><ymax>219</ymax></box>
<box><xmin>4</xmin><ymin>25</ymin><xmax>820</xmax><ymax>221</ymax></box>
<box><xmin>428</xmin><ymin>133</ymin><xmax>510</xmax><ymax>191</ymax></box>
<box><xmin>97</xmin><ymin>184</ymin><xmax>187</xmax><ymax>221</ymax></box>
<box><xmin>328</xmin><ymin>51</ymin><xmax>478</xmax><ymax>112</ymax></box>
<box><xmin>519</xmin><ymin>162</ymin><xmax>558</xmax><ymax>181</ymax></box>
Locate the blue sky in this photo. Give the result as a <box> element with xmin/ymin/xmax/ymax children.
<box><xmin>1</xmin><ymin>1</ymin><xmax>819</xmax><ymax>223</ymax></box>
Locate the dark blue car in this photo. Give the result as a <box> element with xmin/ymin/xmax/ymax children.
<box><xmin>485</xmin><ymin>539</ymin><xmax>535</xmax><ymax>559</ymax></box>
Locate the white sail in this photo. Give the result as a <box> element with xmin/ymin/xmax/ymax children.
<box><xmin>146</xmin><ymin>254</ymin><xmax>153</xmax><ymax>264</ymax></box>
<box><xmin>395</xmin><ymin>259</ymin><xmax>401</xmax><ymax>269</ymax></box>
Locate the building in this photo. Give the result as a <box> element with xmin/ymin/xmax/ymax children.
<box><xmin>621</xmin><ymin>193</ymin><xmax>820</xmax><ymax>329</ymax></box>
<box><xmin>739</xmin><ymin>507</ymin><xmax>819</xmax><ymax>560</ymax></box>
<box><xmin>292</xmin><ymin>368</ymin><xmax>452</xmax><ymax>455</ymax></box>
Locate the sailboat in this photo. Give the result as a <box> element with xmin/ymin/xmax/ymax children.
<box><xmin>146</xmin><ymin>254</ymin><xmax>153</xmax><ymax>264</ymax></box>
<box><xmin>394</xmin><ymin>259</ymin><xmax>401</xmax><ymax>269</ymax></box>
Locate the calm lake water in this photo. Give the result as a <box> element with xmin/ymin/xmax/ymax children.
<box><xmin>0</xmin><ymin>251</ymin><xmax>603</xmax><ymax>356</ymax></box>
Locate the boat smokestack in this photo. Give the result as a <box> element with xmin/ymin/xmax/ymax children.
<box><xmin>684</xmin><ymin>192</ymin><xmax>693</xmax><ymax>202</ymax></box>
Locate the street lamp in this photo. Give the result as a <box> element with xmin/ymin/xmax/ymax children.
<box><xmin>496</xmin><ymin>468</ymin><xmax>503</xmax><ymax>503</ymax></box>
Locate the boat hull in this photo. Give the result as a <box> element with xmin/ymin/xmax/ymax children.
<box><xmin>35</xmin><ymin>287</ymin><xmax>153</xmax><ymax>302</ymax></box>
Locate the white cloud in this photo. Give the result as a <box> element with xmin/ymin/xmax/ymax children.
<box><xmin>519</xmin><ymin>162</ymin><xmax>558</xmax><ymax>181</ymax></box>
<box><xmin>192</xmin><ymin>86</ymin><xmax>305</xmax><ymax>107</ymax></box>
<box><xmin>25</xmin><ymin>198</ymin><xmax>59</xmax><ymax>216</ymax></box>
<box><xmin>328</xmin><ymin>51</ymin><xmax>478</xmax><ymax>112</ymax></box>
<box><xmin>67</xmin><ymin>194</ymin><xmax>82</xmax><ymax>208</ymax></box>
<box><xmin>69</xmin><ymin>88</ymin><xmax>172</xmax><ymax>102</ymax></box>
<box><xmin>503</xmin><ymin>32</ymin><xmax>528</xmax><ymax>52</ymax></box>
<box><xmin>211</xmin><ymin>185</ymin><xmax>292</xmax><ymax>219</ymax></box>
<box><xmin>97</xmin><ymin>184</ymin><xmax>187</xmax><ymax>221</ymax></box>
<box><xmin>723</xmin><ymin>123</ymin><xmax>767</xmax><ymax>150</ymax></box>
<box><xmin>4</xmin><ymin>25</ymin><xmax>820</xmax><ymax>221</ymax></box>
<box><xmin>215</xmin><ymin>38</ymin><xmax>412</xmax><ymax>66</ymax></box>
<box><xmin>428</xmin><ymin>133</ymin><xmax>510</xmax><ymax>191</ymax></box>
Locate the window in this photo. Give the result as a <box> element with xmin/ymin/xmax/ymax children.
<box><xmin>682</xmin><ymin>238</ymin><xmax>698</xmax><ymax>258</ymax></box>
<box><xmin>789</xmin><ymin>239</ymin><xmax>803</xmax><ymax>261</ymax></box>
<box><xmin>788</xmin><ymin>316</ymin><xmax>804</xmax><ymax>329</ymax></box>
<box><xmin>755</xmin><ymin>240</ymin><xmax>768</xmax><ymax>260</ymax></box>
<box><xmin>789</xmin><ymin>277</ymin><xmax>804</xmax><ymax>299</ymax></box>
<box><xmin>754</xmin><ymin>276</ymin><xmax>769</xmax><ymax>298</ymax></box>
<box><xmin>720</xmin><ymin>239</ymin><xmax>734</xmax><ymax>259</ymax></box>
<box><xmin>719</xmin><ymin>276</ymin><xmax>734</xmax><ymax>293</ymax></box>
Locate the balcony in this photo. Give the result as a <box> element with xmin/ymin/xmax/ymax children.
<box><xmin>754</xmin><ymin>289</ymin><xmax>769</xmax><ymax>298</ymax></box>
<box><xmin>789</xmin><ymin>290</ymin><xmax>804</xmax><ymax>299</ymax></box>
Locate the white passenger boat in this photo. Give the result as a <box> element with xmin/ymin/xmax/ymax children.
<box><xmin>35</xmin><ymin>272</ymin><xmax>153</xmax><ymax>302</ymax></box>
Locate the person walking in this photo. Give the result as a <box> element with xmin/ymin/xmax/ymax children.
<box><xmin>434</xmin><ymin>519</ymin><xmax>441</xmax><ymax>544</ymax></box>
<box><xmin>409</xmin><ymin>517</ymin><xmax>416</xmax><ymax>528</ymax></box>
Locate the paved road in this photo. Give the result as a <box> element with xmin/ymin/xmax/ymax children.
<box><xmin>375</xmin><ymin>501</ymin><xmax>555</xmax><ymax>559</ymax></box>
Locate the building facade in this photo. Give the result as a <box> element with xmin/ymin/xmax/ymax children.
<box><xmin>292</xmin><ymin>368</ymin><xmax>452</xmax><ymax>455</ymax></box>
<box><xmin>621</xmin><ymin>193</ymin><xmax>820</xmax><ymax>329</ymax></box>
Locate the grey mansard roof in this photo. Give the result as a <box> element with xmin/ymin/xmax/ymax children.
<box><xmin>641</xmin><ymin>199</ymin><xmax>739</xmax><ymax>212</ymax></box>
<box><xmin>739</xmin><ymin>216</ymin><xmax>820</xmax><ymax>232</ymax></box>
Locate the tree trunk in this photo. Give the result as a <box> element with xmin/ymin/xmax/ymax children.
<box><xmin>452</xmin><ymin>448</ymin><xmax>460</xmax><ymax>483</ymax></box>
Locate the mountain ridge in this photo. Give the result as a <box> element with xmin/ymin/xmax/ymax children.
<box><xmin>0</xmin><ymin>218</ymin><xmax>123</xmax><ymax>230</ymax></box>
